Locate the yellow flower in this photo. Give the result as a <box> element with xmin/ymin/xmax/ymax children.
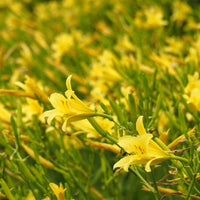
<box><xmin>115</xmin><ymin>35</ymin><xmax>135</xmax><ymax>53</ymax></box>
<box><xmin>172</xmin><ymin>1</ymin><xmax>191</xmax><ymax>22</ymax></box>
<box><xmin>144</xmin><ymin>7</ymin><xmax>167</xmax><ymax>29</ymax></box>
<box><xmin>184</xmin><ymin>72</ymin><xmax>200</xmax><ymax>95</ymax></box>
<box><xmin>95</xmin><ymin>20</ymin><xmax>113</xmax><ymax>36</ymax></box>
<box><xmin>163</xmin><ymin>37</ymin><xmax>185</xmax><ymax>55</ymax></box>
<box><xmin>183</xmin><ymin>72</ymin><xmax>200</xmax><ymax>112</ymax></box>
<box><xmin>22</xmin><ymin>99</ymin><xmax>44</xmax><ymax>122</ymax></box>
<box><xmin>49</xmin><ymin>183</ymin><xmax>66</xmax><ymax>200</ymax></box>
<box><xmin>51</xmin><ymin>33</ymin><xmax>74</xmax><ymax>62</ymax></box>
<box><xmin>42</xmin><ymin>75</ymin><xmax>94</xmax><ymax>131</ymax></box>
<box><xmin>186</xmin><ymin>18</ymin><xmax>200</xmax><ymax>30</ymax></box>
<box><xmin>185</xmin><ymin>48</ymin><xmax>200</xmax><ymax>67</ymax></box>
<box><xmin>15</xmin><ymin>76</ymin><xmax>49</xmax><ymax>103</ymax></box>
<box><xmin>150</xmin><ymin>53</ymin><xmax>178</xmax><ymax>76</ymax></box>
<box><xmin>113</xmin><ymin>116</ymin><xmax>170</xmax><ymax>172</ymax></box>
<box><xmin>134</xmin><ymin>6</ymin><xmax>167</xmax><ymax>29</ymax></box>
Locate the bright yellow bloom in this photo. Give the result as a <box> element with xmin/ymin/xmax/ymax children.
<box><xmin>42</xmin><ymin>75</ymin><xmax>94</xmax><ymax>131</ymax></box>
<box><xmin>95</xmin><ymin>20</ymin><xmax>113</xmax><ymax>36</ymax></box>
<box><xmin>134</xmin><ymin>6</ymin><xmax>167</xmax><ymax>29</ymax></box>
<box><xmin>115</xmin><ymin>35</ymin><xmax>135</xmax><ymax>53</ymax></box>
<box><xmin>183</xmin><ymin>72</ymin><xmax>200</xmax><ymax>112</ymax></box>
<box><xmin>49</xmin><ymin>183</ymin><xmax>66</xmax><ymax>200</ymax></box>
<box><xmin>22</xmin><ymin>99</ymin><xmax>44</xmax><ymax>122</ymax></box>
<box><xmin>163</xmin><ymin>37</ymin><xmax>185</xmax><ymax>55</ymax></box>
<box><xmin>15</xmin><ymin>76</ymin><xmax>49</xmax><ymax>103</ymax></box>
<box><xmin>186</xmin><ymin>18</ymin><xmax>200</xmax><ymax>30</ymax></box>
<box><xmin>185</xmin><ymin>47</ymin><xmax>200</xmax><ymax>66</ymax></box>
<box><xmin>113</xmin><ymin>116</ymin><xmax>170</xmax><ymax>172</ymax></box>
<box><xmin>172</xmin><ymin>1</ymin><xmax>191</xmax><ymax>22</ymax></box>
<box><xmin>51</xmin><ymin>33</ymin><xmax>74</xmax><ymax>62</ymax></box>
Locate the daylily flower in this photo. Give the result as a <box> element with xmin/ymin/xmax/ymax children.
<box><xmin>183</xmin><ymin>72</ymin><xmax>200</xmax><ymax>112</ymax></box>
<box><xmin>113</xmin><ymin>116</ymin><xmax>170</xmax><ymax>172</ymax></box>
<box><xmin>42</xmin><ymin>75</ymin><xmax>94</xmax><ymax>131</ymax></box>
<box><xmin>49</xmin><ymin>183</ymin><xmax>66</xmax><ymax>200</ymax></box>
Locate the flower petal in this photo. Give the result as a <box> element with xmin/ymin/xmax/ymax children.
<box><xmin>62</xmin><ymin>113</ymin><xmax>95</xmax><ymax>131</ymax></box>
<box><xmin>113</xmin><ymin>155</ymin><xmax>135</xmax><ymax>172</ymax></box>
<box><xmin>136</xmin><ymin>116</ymin><xmax>147</xmax><ymax>135</ymax></box>
<box><xmin>49</xmin><ymin>93</ymin><xmax>67</xmax><ymax>110</ymax></box>
<box><xmin>65</xmin><ymin>90</ymin><xmax>74</xmax><ymax>99</ymax></box>
<box><xmin>66</xmin><ymin>75</ymin><xmax>73</xmax><ymax>90</ymax></box>
<box><xmin>145</xmin><ymin>158</ymin><xmax>156</xmax><ymax>172</ymax></box>
<box><xmin>118</xmin><ymin>134</ymin><xmax>153</xmax><ymax>154</ymax></box>
<box><xmin>41</xmin><ymin>109</ymin><xmax>59</xmax><ymax>125</ymax></box>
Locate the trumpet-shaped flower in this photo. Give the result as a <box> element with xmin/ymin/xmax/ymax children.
<box><xmin>42</xmin><ymin>75</ymin><xmax>94</xmax><ymax>131</ymax></box>
<box><xmin>113</xmin><ymin>116</ymin><xmax>170</xmax><ymax>172</ymax></box>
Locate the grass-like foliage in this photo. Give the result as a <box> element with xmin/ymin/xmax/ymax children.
<box><xmin>1</xmin><ymin>0</ymin><xmax>200</xmax><ymax>199</ymax></box>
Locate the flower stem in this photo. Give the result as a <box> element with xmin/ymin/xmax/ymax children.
<box><xmin>129</xmin><ymin>166</ymin><xmax>156</xmax><ymax>194</ymax></box>
<box><xmin>93</xmin><ymin>113</ymin><xmax>124</xmax><ymax>129</ymax></box>
<box><xmin>88</xmin><ymin>117</ymin><xmax>125</xmax><ymax>151</ymax></box>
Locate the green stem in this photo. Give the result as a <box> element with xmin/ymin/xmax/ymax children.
<box><xmin>129</xmin><ymin>166</ymin><xmax>156</xmax><ymax>194</ymax></box>
<box><xmin>88</xmin><ymin>117</ymin><xmax>124</xmax><ymax>151</ymax></box>
<box><xmin>150</xmin><ymin>167</ymin><xmax>160</xmax><ymax>199</ymax></box>
<box><xmin>93</xmin><ymin>113</ymin><xmax>124</xmax><ymax>129</ymax></box>
<box><xmin>186</xmin><ymin>155</ymin><xmax>200</xmax><ymax>200</ymax></box>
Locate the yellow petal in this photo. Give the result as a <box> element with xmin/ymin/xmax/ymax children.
<box><xmin>66</xmin><ymin>75</ymin><xmax>73</xmax><ymax>91</ymax></box>
<box><xmin>148</xmin><ymin>140</ymin><xmax>169</xmax><ymax>157</ymax></box>
<box><xmin>42</xmin><ymin>109</ymin><xmax>60</xmax><ymax>125</ymax></box>
<box><xmin>136</xmin><ymin>116</ymin><xmax>147</xmax><ymax>135</ymax></box>
<box><xmin>49</xmin><ymin>93</ymin><xmax>67</xmax><ymax>110</ymax></box>
<box><xmin>118</xmin><ymin>134</ymin><xmax>153</xmax><ymax>154</ymax></box>
<box><xmin>113</xmin><ymin>155</ymin><xmax>135</xmax><ymax>172</ymax></box>
<box><xmin>49</xmin><ymin>183</ymin><xmax>66</xmax><ymax>200</ymax></box>
<box><xmin>49</xmin><ymin>183</ymin><xmax>59</xmax><ymax>198</ymax></box>
<box><xmin>25</xmin><ymin>191</ymin><xmax>36</xmax><ymax>200</ymax></box>
<box><xmin>65</xmin><ymin>90</ymin><xmax>74</xmax><ymax>99</ymax></box>
<box><xmin>62</xmin><ymin>113</ymin><xmax>95</xmax><ymax>131</ymax></box>
<box><xmin>145</xmin><ymin>158</ymin><xmax>158</xmax><ymax>172</ymax></box>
